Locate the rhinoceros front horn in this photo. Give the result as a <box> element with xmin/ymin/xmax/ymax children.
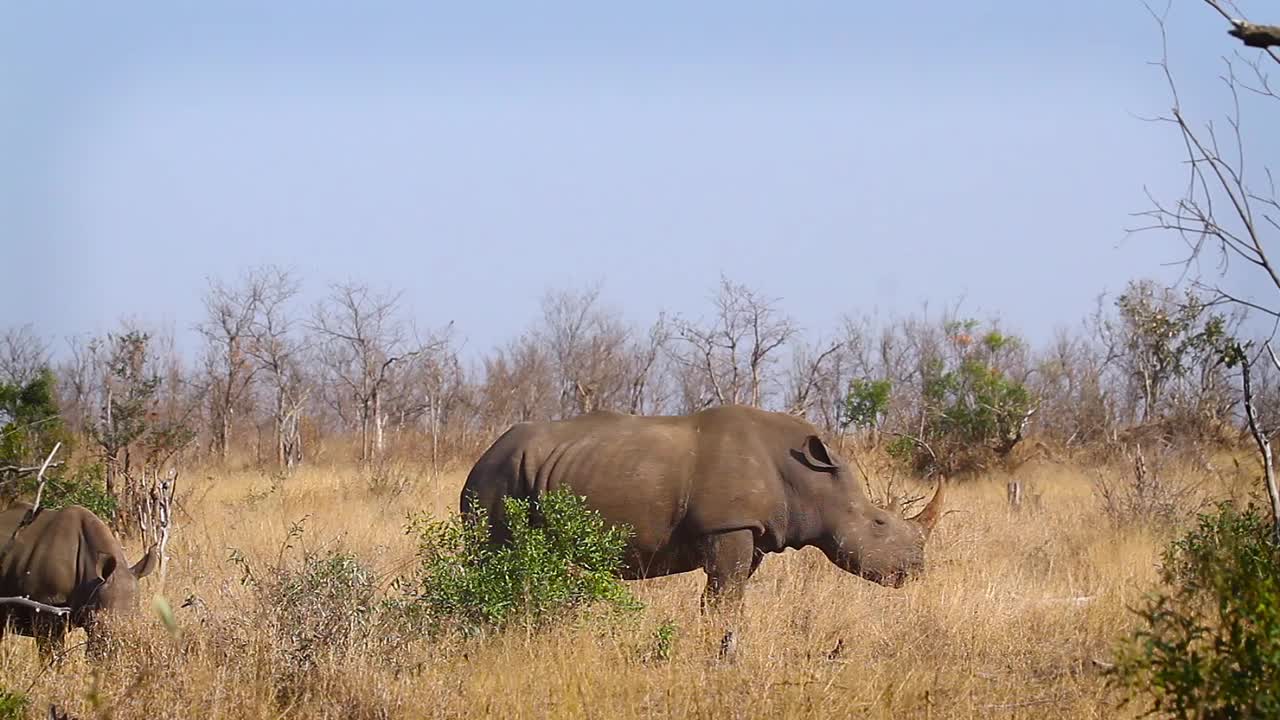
<box><xmin>910</xmin><ymin>476</ymin><xmax>946</xmax><ymax>539</ymax></box>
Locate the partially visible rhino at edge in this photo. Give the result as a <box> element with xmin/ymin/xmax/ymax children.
<box><xmin>1</xmin><ymin>502</ymin><xmax>159</xmax><ymax>661</ymax></box>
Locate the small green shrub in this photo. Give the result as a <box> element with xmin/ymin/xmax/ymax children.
<box><xmin>1111</xmin><ymin>501</ymin><xmax>1280</xmax><ymax>718</ymax></box>
<box><xmin>391</xmin><ymin>488</ymin><xmax>640</xmax><ymax>637</ymax></box>
<box><xmin>640</xmin><ymin>619</ymin><xmax>679</xmax><ymax>663</ymax></box>
<box><xmin>0</xmin><ymin>688</ymin><xmax>29</xmax><ymax>720</ymax></box>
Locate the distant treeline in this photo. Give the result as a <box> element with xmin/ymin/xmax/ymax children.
<box><xmin>1</xmin><ymin>267</ymin><xmax>1272</xmax><ymax>484</ymax></box>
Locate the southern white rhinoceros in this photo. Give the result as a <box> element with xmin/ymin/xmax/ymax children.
<box><xmin>0</xmin><ymin>502</ymin><xmax>159</xmax><ymax>661</ymax></box>
<box><xmin>460</xmin><ymin>405</ymin><xmax>945</xmax><ymax>614</ymax></box>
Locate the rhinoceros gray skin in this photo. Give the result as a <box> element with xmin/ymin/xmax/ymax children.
<box><xmin>460</xmin><ymin>405</ymin><xmax>945</xmax><ymax>617</ymax></box>
<box><xmin>0</xmin><ymin>502</ymin><xmax>159</xmax><ymax>662</ymax></box>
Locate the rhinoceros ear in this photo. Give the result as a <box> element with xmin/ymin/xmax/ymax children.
<box><xmin>797</xmin><ymin>435</ymin><xmax>839</xmax><ymax>472</ymax></box>
<box><xmin>96</xmin><ymin>553</ymin><xmax>118</xmax><ymax>581</ymax></box>
<box><xmin>131</xmin><ymin>545</ymin><xmax>160</xmax><ymax>579</ymax></box>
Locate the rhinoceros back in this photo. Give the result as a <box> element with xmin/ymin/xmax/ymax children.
<box><xmin>0</xmin><ymin>504</ymin><xmax>116</xmax><ymax>608</ymax></box>
<box><xmin>461</xmin><ymin>411</ymin><xmax>703</xmax><ymax>553</ymax></box>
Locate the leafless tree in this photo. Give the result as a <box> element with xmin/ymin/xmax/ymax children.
<box><xmin>310</xmin><ymin>281</ymin><xmax>449</xmax><ymax>463</ymax></box>
<box><xmin>80</xmin><ymin>322</ymin><xmax>199</xmax><ymax>497</ymax></box>
<box><xmin>1031</xmin><ymin>326</ymin><xmax>1114</xmax><ymax>448</ymax></box>
<box><xmin>1134</xmin><ymin>0</ymin><xmax>1280</xmax><ymax>536</ymax></box>
<box><xmin>538</xmin><ymin>285</ymin><xmax>632</xmax><ymax>417</ymax></box>
<box><xmin>0</xmin><ymin>324</ymin><xmax>50</xmax><ymax>387</ymax></box>
<box><xmin>417</xmin><ymin>345</ymin><xmax>470</xmax><ymax>477</ymax></box>
<box><xmin>240</xmin><ymin>266</ymin><xmax>308</xmax><ymax>471</ymax></box>
<box><xmin>785</xmin><ymin>337</ymin><xmax>843</xmax><ymax>422</ymax></box>
<box><xmin>623</xmin><ymin>314</ymin><xmax>673</xmax><ymax>415</ymax></box>
<box><xmin>477</xmin><ymin>332</ymin><xmax>557</xmax><ymax>432</ymax></box>
<box><xmin>52</xmin><ymin>333</ymin><xmax>109</xmax><ymax>438</ymax></box>
<box><xmin>197</xmin><ymin>270</ymin><xmax>274</xmax><ymax>462</ymax></box>
<box><xmin>671</xmin><ymin>276</ymin><xmax>797</xmax><ymax>409</ymax></box>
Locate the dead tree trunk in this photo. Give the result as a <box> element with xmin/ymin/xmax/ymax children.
<box><xmin>373</xmin><ymin>388</ymin><xmax>385</xmax><ymax>460</ymax></box>
<box><xmin>1007</xmin><ymin>480</ymin><xmax>1023</xmax><ymax>511</ymax></box>
<box><xmin>1241</xmin><ymin>346</ymin><xmax>1280</xmax><ymax>544</ymax></box>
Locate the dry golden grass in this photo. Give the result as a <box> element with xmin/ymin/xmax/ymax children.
<box><xmin>0</xmin><ymin>453</ymin><xmax>1260</xmax><ymax>719</ymax></box>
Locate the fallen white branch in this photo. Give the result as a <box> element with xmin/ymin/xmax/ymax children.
<box><xmin>0</xmin><ymin>596</ymin><xmax>71</xmax><ymax>617</ymax></box>
<box><xmin>1037</xmin><ymin>595</ymin><xmax>1097</xmax><ymax>607</ymax></box>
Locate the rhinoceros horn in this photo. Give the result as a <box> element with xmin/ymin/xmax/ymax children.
<box><xmin>910</xmin><ymin>476</ymin><xmax>946</xmax><ymax>539</ymax></box>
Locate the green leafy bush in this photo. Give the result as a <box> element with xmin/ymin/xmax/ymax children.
<box><xmin>0</xmin><ymin>688</ymin><xmax>28</xmax><ymax>720</ymax></box>
<box><xmin>22</xmin><ymin>462</ymin><xmax>118</xmax><ymax>519</ymax></box>
<box><xmin>1111</xmin><ymin>501</ymin><xmax>1280</xmax><ymax>718</ymax></box>
<box><xmin>840</xmin><ymin>377</ymin><xmax>892</xmax><ymax>431</ymax></box>
<box><xmin>889</xmin><ymin>320</ymin><xmax>1034</xmax><ymax>475</ymax></box>
<box><xmin>392</xmin><ymin>488</ymin><xmax>640</xmax><ymax>637</ymax></box>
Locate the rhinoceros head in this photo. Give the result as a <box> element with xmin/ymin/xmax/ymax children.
<box><xmin>796</xmin><ymin>436</ymin><xmax>945</xmax><ymax>588</ymax></box>
<box><xmin>72</xmin><ymin>545</ymin><xmax>160</xmax><ymax>660</ymax></box>
<box><xmin>75</xmin><ymin>545</ymin><xmax>161</xmax><ymax>623</ymax></box>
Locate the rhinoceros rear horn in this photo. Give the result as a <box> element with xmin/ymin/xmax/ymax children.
<box><xmin>910</xmin><ymin>476</ymin><xmax>946</xmax><ymax>539</ymax></box>
<box><xmin>797</xmin><ymin>435</ymin><xmax>839</xmax><ymax>472</ymax></box>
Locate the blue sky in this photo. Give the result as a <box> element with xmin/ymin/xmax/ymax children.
<box><xmin>3</xmin><ymin>1</ymin><xmax>1276</xmax><ymax>359</ymax></box>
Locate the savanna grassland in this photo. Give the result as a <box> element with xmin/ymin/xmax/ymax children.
<box><xmin>1</xmin><ymin>449</ymin><xmax>1262</xmax><ymax>720</ymax></box>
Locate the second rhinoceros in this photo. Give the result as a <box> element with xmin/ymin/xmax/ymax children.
<box><xmin>0</xmin><ymin>502</ymin><xmax>159</xmax><ymax>661</ymax></box>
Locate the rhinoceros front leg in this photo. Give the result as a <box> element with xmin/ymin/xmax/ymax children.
<box><xmin>32</xmin><ymin>617</ymin><xmax>68</xmax><ymax>667</ymax></box>
<box><xmin>698</xmin><ymin>529</ymin><xmax>761</xmax><ymax>659</ymax></box>
<box><xmin>698</xmin><ymin>529</ymin><xmax>758</xmax><ymax>613</ymax></box>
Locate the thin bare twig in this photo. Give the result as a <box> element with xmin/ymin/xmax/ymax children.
<box><xmin>886</xmin><ymin>431</ymin><xmax>940</xmax><ymax>467</ymax></box>
<box><xmin>0</xmin><ymin>461</ymin><xmax>64</xmax><ymax>478</ymax></box>
<box><xmin>0</xmin><ymin>442</ymin><xmax>62</xmax><ymax>563</ymax></box>
<box><xmin>0</xmin><ymin>444</ymin><xmax>74</xmax><ymax>618</ymax></box>
<box><xmin>982</xmin><ymin>696</ymin><xmax>1064</xmax><ymax>710</ymax></box>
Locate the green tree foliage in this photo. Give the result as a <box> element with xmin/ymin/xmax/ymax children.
<box><xmin>0</xmin><ymin>367</ymin><xmax>79</xmax><ymax>509</ymax></box>
<box><xmin>0</xmin><ymin>366</ymin><xmax>116</xmax><ymax>516</ymax></box>
<box><xmin>1112</xmin><ymin>502</ymin><xmax>1280</xmax><ymax>718</ymax></box>
<box><xmin>840</xmin><ymin>377</ymin><xmax>892</xmax><ymax>431</ymax></box>
<box><xmin>895</xmin><ymin>320</ymin><xmax>1035</xmax><ymax>474</ymax></box>
<box><xmin>392</xmin><ymin>488</ymin><xmax>640</xmax><ymax>637</ymax></box>
<box><xmin>1106</xmin><ymin>280</ymin><xmax>1235</xmax><ymax>428</ymax></box>
<box><xmin>26</xmin><ymin>462</ymin><xmax>119</xmax><ymax>519</ymax></box>
<box><xmin>0</xmin><ymin>366</ymin><xmax>66</xmax><ymax>467</ymax></box>
<box><xmin>89</xmin><ymin>330</ymin><xmax>194</xmax><ymax>493</ymax></box>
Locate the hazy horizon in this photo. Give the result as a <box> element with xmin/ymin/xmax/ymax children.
<box><xmin>5</xmin><ymin>1</ymin><xmax>1277</xmax><ymax>362</ymax></box>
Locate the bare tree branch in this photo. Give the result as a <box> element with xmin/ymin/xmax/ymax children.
<box><xmin>0</xmin><ymin>596</ymin><xmax>70</xmax><ymax>617</ymax></box>
<box><xmin>0</xmin><ymin>442</ymin><xmax>61</xmax><ymax>568</ymax></box>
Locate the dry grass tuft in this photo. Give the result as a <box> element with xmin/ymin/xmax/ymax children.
<box><xmin>0</xmin><ymin>455</ymin><xmax>1253</xmax><ymax>719</ymax></box>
